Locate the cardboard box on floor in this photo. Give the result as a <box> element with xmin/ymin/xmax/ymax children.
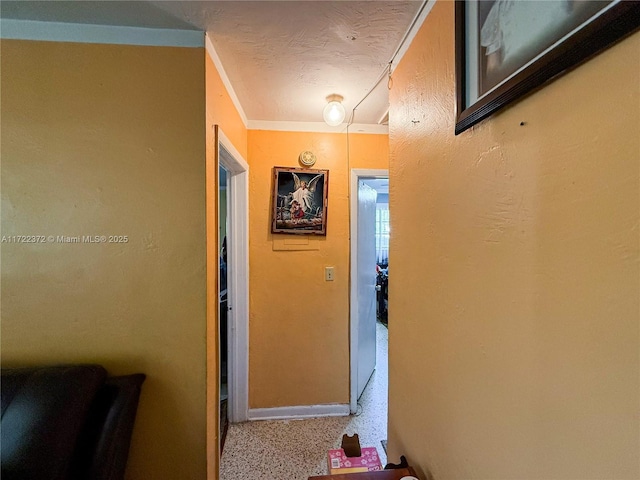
<box><xmin>327</xmin><ymin>433</ymin><xmax>383</xmax><ymax>475</ymax></box>
<box><xmin>327</xmin><ymin>447</ymin><xmax>382</xmax><ymax>474</ymax></box>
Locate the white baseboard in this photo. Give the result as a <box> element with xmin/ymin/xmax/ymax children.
<box><xmin>247</xmin><ymin>404</ymin><xmax>350</xmax><ymax>421</ymax></box>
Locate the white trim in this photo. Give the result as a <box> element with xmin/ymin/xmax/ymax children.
<box><xmin>218</xmin><ymin>129</ymin><xmax>249</xmax><ymax>423</ymax></box>
<box><xmin>350</xmin><ymin>169</ymin><xmax>389</xmax><ymax>414</ymax></box>
<box><xmin>247</xmin><ymin>404</ymin><xmax>350</xmax><ymax>421</ymax></box>
<box><xmin>205</xmin><ymin>34</ymin><xmax>249</xmax><ymax>128</ymax></box>
<box><xmin>391</xmin><ymin>0</ymin><xmax>436</xmax><ymax>73</ymax></box>
<box><xmin>218</xmin><ymin>129</ymin><xmax>249</xmax><ymax>173</ymax></box>
<box><xmin>248</xmin><ymin>120</ymin><xmax>389</xmax><ymax>135</ymax></box>
<box><xmin>377</xmin><ymin>109</ymin><xmax>390</xmax><ymax>126</ymax></box>
<box><xmin>0</xmin><ymin>19</ymin><xmax>203</xmax><ymax>47</ymax></box>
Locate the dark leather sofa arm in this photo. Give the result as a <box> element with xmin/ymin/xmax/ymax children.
<box><xmin>1</xmin><ymin>365</ymin><xmax>145</xmax><ymax>480</ymax></box>
<box><xmin>71</xmin><ymin>374</ymin><xmax>147</xmax><ymax>480</ymax></box>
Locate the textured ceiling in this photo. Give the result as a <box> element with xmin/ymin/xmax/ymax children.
<box><xmin>1</xmin><ymin>1</ymin><xmax>424</xmax><ymax>126</ymax></box>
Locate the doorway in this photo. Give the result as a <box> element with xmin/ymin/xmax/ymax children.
<box><xmin>213</xmin><ymin>127</ymin><xmax>250</xmax><ymax>461</ymax></box>
<box><xmin>349</xmin><ymin>169</ymin><xmax>389</xmax><ymax>414</ymax></box>
<box><xmin>218</xmin><ymin>163</ymin><xmax>230</xmax><ymax>450</ymax></box>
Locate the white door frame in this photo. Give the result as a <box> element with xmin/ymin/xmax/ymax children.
<box><xmin>218</xmin><ymin>129</ymin><xmax>249</xmax><ymax>423</ymax></box>
<box><xmin>349</xmin><ymin>168</ymin><xmax>388</xmax><ymax>413</ymax></box>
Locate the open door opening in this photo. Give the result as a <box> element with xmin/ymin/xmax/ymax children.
<box><xmin>350</xmin><ymin>169</ymin><xmax>390</xmax><ymax>415</ymax></box>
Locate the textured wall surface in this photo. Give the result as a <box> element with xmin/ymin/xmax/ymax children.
<box><xmin>247</xmin><ymin>130</ymin><xmax>388</xmax><ymax>408</ymax></box>
<box><xmin>387</xmin><ymin>2</ymin><xmax>639</xmax><ymax>479</ymax></box>
<box><xmin>1</xmin><ymin>40</ymin><xmax>208</xmax><ymax>480</ymax></box>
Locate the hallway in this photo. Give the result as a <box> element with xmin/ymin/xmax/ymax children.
<box><xmin>220</xmin><ymin>322</ymin><xmax>389</xmax><ymax>479</ymax></box>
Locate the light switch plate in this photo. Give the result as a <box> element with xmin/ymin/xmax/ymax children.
<box><xmin>325</xmin><ymin>266</ymin><xmax>334</xmax><ymax>281</ymax></box>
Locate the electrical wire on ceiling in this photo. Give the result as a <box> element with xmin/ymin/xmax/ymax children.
<box><xmin>346</xmin><ymin>0</ymin><xmax>431</xmax><ymax>127</ymax></box>
<box><xmin>345</xmin><ymin>0</ymin><xmax>430</xmax><ymax>190</ymax></box>
<box><xmin>346</xmin><ymin>63</ymin><xmax>392</xmax><ymax>127</ymax></box>
<box><xmin>345</xmin><ymin>0</ymin><xmax>430</xmax><ymax>254</ymax></box>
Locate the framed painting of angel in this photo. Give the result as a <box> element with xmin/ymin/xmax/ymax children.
<box><xmin>271</xmin><ymin>167</ymin><xmax>329</xmax><ymax>235</ymax></box>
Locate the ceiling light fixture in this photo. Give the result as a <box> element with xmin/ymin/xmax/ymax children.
<box><xmin>323</xmin><ymin>94</ymin><xmax>346</xmax><ymax>126</ymax></box>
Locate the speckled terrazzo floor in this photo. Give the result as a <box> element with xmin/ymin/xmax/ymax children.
<box><xmin>220</xmin><ymin>321</ymin><xmax>389</xmax><ymax>480</ymax></box>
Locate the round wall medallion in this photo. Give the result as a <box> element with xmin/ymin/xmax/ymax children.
<box><xmin>299</xmin><ymin>150</ymin><xmax>316</xmax><ymax>167</ymax></box>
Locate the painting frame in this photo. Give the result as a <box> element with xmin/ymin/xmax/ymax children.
<box><xmin>271</xmin><ymin>166</ymin><xmax>329</xmax><ymax>236</ymax></box>
<box><xmin>455</xmin><ymin>0</ymin><xmax>640</xmax><ymax>135</ymax></box>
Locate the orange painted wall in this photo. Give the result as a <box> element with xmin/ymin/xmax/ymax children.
<box><xmin>388</xmin><ymin>2</ymin><xmax>639</xmax><ymax>479</ymax></box>
<box><xmin>1</xmin><ymin>40</ymin><xmax>207</xmax><ymax>479</ymax></box>
<box><xmin>247</xmin><ymin>130</ymin><xmax>388</xmax><ymax>408</ymax></box>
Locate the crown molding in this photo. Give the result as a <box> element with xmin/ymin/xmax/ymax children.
<box><xmin>204</xmin><ymin>34</ymin><xmax>249</xmax><ymax>128</ymax></box>
<box><xmin>248</xmin><ymin>120</ymin><xmax>388</xmax><ymax>135</ymax></box>
<box><xmin>0</xmin><ymin>19</ymin><xmax>203</xmax><ymax>47</ymax></box>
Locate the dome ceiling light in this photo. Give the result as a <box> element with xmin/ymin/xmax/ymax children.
<box><xmin>323</xmin><ymin>94</ymin><xmax>346</xmax><ymax>126</ymax></box>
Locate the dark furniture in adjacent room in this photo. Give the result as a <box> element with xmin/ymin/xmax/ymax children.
<box><xmin>376</xmin><ymin>264</ymin><xmax>389</xmax><ymax>325</ymax></box>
